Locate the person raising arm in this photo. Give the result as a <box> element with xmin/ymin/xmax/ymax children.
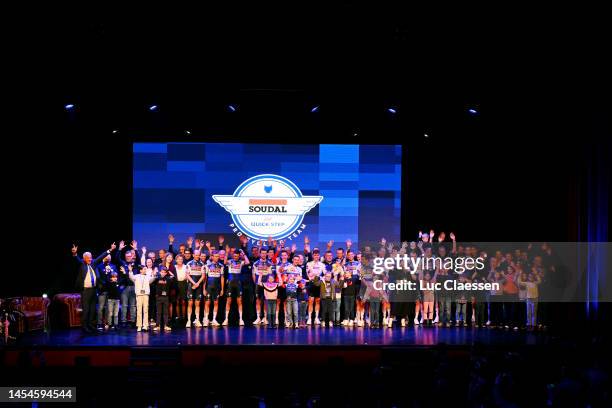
<box><xmin>72</xmin><ymin>242</ymin><xmax>116</xmax><ymax>334</ymax></box>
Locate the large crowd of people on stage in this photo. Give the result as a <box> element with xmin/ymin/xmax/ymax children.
<box><xmin>71</xmin><ymin>231</ymin><xmax>555</xmax><ymax>334</ymax></box>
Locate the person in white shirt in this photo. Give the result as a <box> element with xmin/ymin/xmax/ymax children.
<box><xmin>129</xmin><ymin>265</ymin><xmax>157</xmax><ymax>331</ymax></box>
<box><xmin>143</xmin><ymin>257</ymin><xmax>159</xmax><ymax>329</ymax></box>
<box><xmin>305</xmin><ymin>250</ymin><xmax>326</xmax><ymax>325</ymax></box>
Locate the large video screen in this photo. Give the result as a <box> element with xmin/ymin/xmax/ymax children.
<box><xmin>133</xmin><ymin>143</ymin><xmax>401</xmax><ymax>250</ymax></box>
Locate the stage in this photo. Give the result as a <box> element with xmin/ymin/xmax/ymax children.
<box><xmin>12</xmin><ymin>325</ymin><xmax>550</xmax><ymax>348</ymax></box>
<box><xmin>2</xmin><ymin>325</ymin><xmax>557</xmax><ymax>369</ymax></box>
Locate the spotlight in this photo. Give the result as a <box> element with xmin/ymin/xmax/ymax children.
<box><xmin>185</xmin><ymin>130</ymin><xmax>191</xmax><ymax>135</ymax></box>
<box><xmin>42</xmin><ymin>293</ymin><xmax>48</xmax><ymax>299</ymax></box>
<box><xmin>424</xmin><ymin>133</ymin><xmax>429</xmax><ymax>138</ymax></box>
<box><xmin>387</xmin><ymin>107</ymin><xmax>397</xmax><ymax>114</ymax></box>
<box><xmin>65</xmin><ymin>104</ymin><xmax>75</xmax><ymax>111</ymax></box>
<box><xmin>149</xmin><ymin>105</ymin><xmax>158</xmax><ymax>111</ymax></box>
<box><xmin>112</xmin><ymin>129</ymin><xmax>118</xmax><ymax>134</ymax></box>
<box><xmin>468</xmin><ymin>108</ymin><xmax>478</xmax><ymax>115</ymax></box>
<box><xmin>227</xmin><ymin>104</ymin><xmax>237</xmax><ymax>112</ymax></box>
<box><xmin>310</xmin><ymin>105</ymin><xmax>320</xmax><ymax>113</ymax></box>
<box><xmin>352</xmin><ymin>131</ymin><xmax>359</xmax><ymax>137</ymax></box>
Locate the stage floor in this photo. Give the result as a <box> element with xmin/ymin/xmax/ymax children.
<box><xmin>12</xmin><ymin>325</ymin><xmax>551</xmax><ymax>348</ymax></box>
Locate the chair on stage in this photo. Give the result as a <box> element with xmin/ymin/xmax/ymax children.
<box><xmin>7</xmin><ymin>296</ymin><xmax>50</xmax><ymax>333</ymax></box>
<box><xmin>52</xmin><ymin>293</ymin><xmax>83</xmax><ymax>329</ymax></box>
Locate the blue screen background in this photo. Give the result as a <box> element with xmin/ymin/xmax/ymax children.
<box><xmin>133</xmin><ymin>143</ymin><xmax>402</xmax><ymax>251</ymax></box>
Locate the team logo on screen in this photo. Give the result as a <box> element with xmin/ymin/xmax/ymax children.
<box><xmin>213</xmin><ymin>174</ymin><xmax>323</xmax><ymax>240</ymax></box>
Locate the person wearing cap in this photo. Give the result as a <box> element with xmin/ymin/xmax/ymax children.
<box><xmin>182</xmin><ymin>248</ymin><xmax>194</xmax><ymax>265</ymax></box>
<box><xmin>104</xmin><ymin>271</ymin><xmax>121</xmax><ymax>330</ymax></box>
<box><xmin>96</xmin><ymin>252</ymin><xmax>118</xmax><ymax>330</ymax></box>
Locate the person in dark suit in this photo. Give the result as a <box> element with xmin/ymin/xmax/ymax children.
<box><xmin>72</xmin><ymin>242</ymin><xmax>116</xmax><ymax>333</ymax></box>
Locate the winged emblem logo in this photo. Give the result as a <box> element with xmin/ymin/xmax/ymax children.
<box><xmin>213</xmin><ymin>174</ymin><xmax>323</xmax><ymax>240</ymax></box>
